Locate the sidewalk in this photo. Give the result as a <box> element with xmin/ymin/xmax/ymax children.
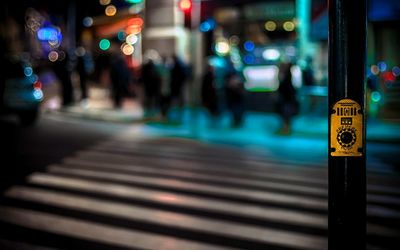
<box><xmin>43</xmin><ymin>86</ymin><xmax>400</xmax><ymax>145</ymax></box>
<box><xmin>43</xmin><ymin>86</ymin><xmax>144</xmax><ymax>123</ymax></box>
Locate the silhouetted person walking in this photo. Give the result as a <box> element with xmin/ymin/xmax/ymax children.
<box><xmin>109</xmin><ymin>43</ymin><xmax>132</xmax><ymax>109</ymax></box>
<box><xmin>201</xmin><ymin>64</ymin><xmax>219</xmax><ymax>125</ymax></box>
<box><xmin>170</xmin><ymin>55</ymin><xmax>187</xmax><ymax>108</ymax></box>
<box><xmin>277</xmin><ymin>61</ymin><xmax>299</xmax><ymax>134</ymax></box>
<box><xmin>141</xmin><ymin>58</ymin><xmax>162</xmax><ymax>117</ymax></box>
<box><xmin>76</xmin><ymin>46</ymin><xmax>94</xmax><ymax>106</ymax></box>
<box><xmin>225</xmin><ymin>71</ymin><xmax>246</xmax><ymax>128</ymax></box>
<box><xmin>53</xmin><ymin>49</ymin><xmax>74</xmax><ymax>107</ymax></box>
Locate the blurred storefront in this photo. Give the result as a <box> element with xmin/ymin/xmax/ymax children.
<box><xmin>366</xmin><ymin>0</ymin><xmax>400</xmax><ymax>120</ymax></box>
<box><xmin>2</xmin><ymin>0</ymin><xmax>400</xmax><ymax>119</ymax></box>
<box><xmin>196</xmin><ymin>0</ymin><xmax>305</xmax><ymax>113</ymax></box>
<box><xmin>308</xmin><ymin>0</ymin><xmax>400</xmax><ymax>120</ymax></box>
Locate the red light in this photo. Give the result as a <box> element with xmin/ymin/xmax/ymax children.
<box><xmin>179</xmin><ymin>0</ymin><xmax>191</xmax><ymax>11</ymax></box>
<box><xmin>126</xmin><ymin>17</ymin><xmax>143</xmax><ymax>35</ymax></box>
<box><xmin>383</xmin><ymin>71</ymin><xmax>395</xmax><ymax>82</ymax></box>
<box><xmin>33</xmin><ymin>81</ymin><xmax>42</xmax><ymax>90</ymax></box>
<box><xmin>127</xmin><ymin>17</ymin><xmax>144</xmax><ymax>27</ymax></box>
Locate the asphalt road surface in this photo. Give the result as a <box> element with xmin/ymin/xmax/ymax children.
<box><xmin>0</xmin><ymin>112</ymin><xmax>399</xmax><ymax>249</ymax></box>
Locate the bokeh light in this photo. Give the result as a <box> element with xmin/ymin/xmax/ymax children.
<box><xmin>244</xmin><ymin>54</ymin><xmax>255</xmax><ymax>64</ymax></box>
<box><xmin>371</xmin><ymin>91</ymin><xmax>382</xmax><ymax>103</ymax></box>
<box><xmin>377</xmin><ymin>61</ymin><xmax>387</xmax><ymax>72</ymax></box>
<box><xmin>283</xmin><ymin>21</ymin><xmax>295</xmax><ymax>31</ymax></box>
<box><xmin>125</xmin><ymin>0</ymin><xmax>143</xmax><ymax>3</ymax></box>
<box><xmin>105</xmin><ymin>5</ymin><xmax>117</xmax><ymax>16</ymax></box>
<box><xmin>48</xmin><ymin>38</ymin><xmax>61</xmax><ymax>48</ymax></box>
<box><xmin>179</xmin><ymin>0</ymin><xmax>192</xmax><ymax>11</ymax></box>
<box><xmin>125</xmin><ymin>17</ymin><xmax>144</xmax><ymax>34</ymax></box>
<box><xmin>48</xmin><ymin>51</ymin><xmax>59</xmax><ymax>62</ymax></box>
<box><xmin>99</xmin><ymin>0</ymin><xmax>111</xmax><ymax>5</ymax></box>
<box><xmin>244</xmin><ymin>41</ymin><xmax>255</xmax><ymax>52</ymax></box>
<box><xmin>24</xmin><ymin>67</ymin><xmax>33</xmax><ymax>77</ymax></box>
<box><xmin>121</xmin><ymin>43</ymin><xmax>134</xmax><ymax>55</ymax></box>
<box><xmin>126</xmin><ymin>34</ymin><xmax>138</xmax><ymax>45</ymax></box>
<box><xmin>75</xmin><ymin>46</ymin><xmax>86</xmax><ymax>57</ymax></box>
<box><xmin>199</xmin><ymin>19</ymin><xmax>216</xmax><ymax>32</ymax></box>
<box><xmin>83</xmin><ymin>17</ymin><xmax>93</xmax><ymax>27</ymax></box>
<box><xmin>383</xmin><ymin>71</ymin><xmax>395</xmax><ymax>82</ymax></box>
<box><xmin>215</xmin><ymin>41</ymin><xmax>230</xmax><ymax>55</ymax></box>
<box><xmin>33</xmin><ymin>89</ymin><xmax>44</xmax><ymax>100</ymax></box>
<box><xmin>200</xmin><ymin>22</ymin><xmax>211</xmax><ymax>32</ymax></box>
<box><xmin>37</xmin><ymin>27</ymin><xmax>59</xmax><ymax>41</ymax></box>
<box><xmin>127</xmin><ymin>17</ymin><xmax>144</xmax><ymax>27</ymax></box>
<box><xmin>392</xmin><ymin>66</ymin><xmax>400</xmax><ymax>76</ymax></box>
<box><xmin>265</xmin><ymin>21</ymin><xmax>277</xmax><ymax>31</ymax></box>
<box><xmin>262</xmin><ymin>49</ymin><xmax>280</xmax><ymax>60</ymax></box>
<box><xmin>229</xmin><ymin>35</ymin><xmax>240</xmax><ymax>46</ymax></box>
<box><xmin>370</xmin><ymin>65</ymin><xmax>379</xmax><ymax>75</ymax></box>
<box><xmin>99</xmin><ymin>39</ymin><xmax>111</xmax><ymax>51</ymax></box>
<box><xmin>118</xmin><ymin>31</ymin><xmax>126</xmax><ymax>41</ymax></box>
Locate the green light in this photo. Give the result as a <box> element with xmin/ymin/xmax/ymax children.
<box><xmin>99</xmin><ymin>39</ymin><xmax>110</xmax><ymax>51</ymax></box>
<box><xmin>125</xmin><ymin>0</ymin><xmax>142</xmax><ymax>3</ymax></box>
<box><xmin>371</xmin><ymin>91</ymin><xmax>381</xmax><ymax>103</ymax></box>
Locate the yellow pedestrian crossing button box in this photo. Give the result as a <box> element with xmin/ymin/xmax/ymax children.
<box><xmin>330</xmin><ymin>99</ymin><xmax>363</xmax><ymax>157</ymax></box>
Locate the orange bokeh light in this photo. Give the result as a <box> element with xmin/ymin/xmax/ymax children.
<box><xmin>127</xmin><ymin>17</ymin><xmax>144</xmax><ymax>27</ymax></box>
<box><xmin>126</xmin><ymin>25</ymin><xmax>142</xmax><ymax>34</ymax></box>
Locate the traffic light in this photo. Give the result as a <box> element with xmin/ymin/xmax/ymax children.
<box><xmin>179</xmin><ymin>0</ymin><xmax>192</xmax><ymax>29</ymax></box>
<box><xmin>179</xmin><ymin>0</ymin><xmax>192</xmax><ymax>11</ymax></box>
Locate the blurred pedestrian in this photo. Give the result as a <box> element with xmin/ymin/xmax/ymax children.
<box><xmin>302</xmin><ymin>56</ymin><xmax>315</xmax><ymax>87</ymax></box>
<box><xmin>300</xmin><ymin>56</ymin><xmax>316</xmax><ymax>114</ymax></box>
<box><xmin>141</xmin><ymin>51</ymin><xmax>162</xmax><ymax>117</ymax></box>
<box><xmin>159</xmin><ymin>55</ymin><xmax>171</xmax><ymax>120</ymax></box>
<box><xmin>75</xmin><ymin>45</ymin><xmax>94</xmax><ymax>107</ymax></box>
<box><xmin>276</xmin><ymin>61</ymin><xmax>299</xmax><ymax>134</ymax></box>
<box><xmin>169</xmin><ymin>54</ymin><xmax>188</xmax><ymax>117</ymax></box>
<box><xmin>225</xmin><ymin>71</ymin><xmax>246</xmax><ymax>128</ymax></box>
<box><xmin>109</xmin><ymin>41</ymin><xmax>132</xmax><ymax>109</ymax></box>
<box><xmin>50</xmin><ymin>23</ymin><xmax>75</xmax><ymax>107</ymax></box>
<box><xmin>201</xmin><ymin>64</ymin><xmax>219</xmax><ymax>125</ymax></box>
<box><xmin>53</xmin><ymin>48</ymin><xmax>74</xmax><ymax>107</ymax></box>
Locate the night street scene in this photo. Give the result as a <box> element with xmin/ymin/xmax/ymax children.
<box><xmin>0</xmin><ymin>0</ymin><xmax>400</xmax><ymax>249</ymax></box>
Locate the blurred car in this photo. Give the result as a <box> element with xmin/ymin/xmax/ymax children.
<box><xmin>0</xmin><ymin>57</ymin><xmax>43</xmax><ymax>126</ymax></box>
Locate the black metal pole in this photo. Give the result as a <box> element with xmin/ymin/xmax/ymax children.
<box><xmin>328</xmin><ymin>0</ymin><xmax>367</xmax><ymax>249</ymax></box>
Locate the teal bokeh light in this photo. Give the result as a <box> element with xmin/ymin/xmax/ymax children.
<box><xmin>125</xmin><ymin>0</ymin><xmax>142</xmax><ymax>3</ymax></box>
<box><xmin>371</xmin><ymin>91</ymin><xmax>382</xmax><ymax>103</ymax></box>
<box><xmin>99</xmin><ymin>39</ymin><xmax>111</xmax><ymax>51</ymax></box>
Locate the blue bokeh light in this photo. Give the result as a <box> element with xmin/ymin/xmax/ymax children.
<box><xmin>24</xmin><ymin>67</ymin><xmax>33</xmax><ymax>77</ymax></box>
<box><xmin>244</xmin><ymin>41</ymin><xmax>255</xmax><ymax>52</ymax></box>
<box><xmin>244</xmin><ymin>54</ymin><xmax>255</xmax><ymax>64</ymax></box>
<box><xmin>377</xmin><ymin>61</ymin><xmax>387</xmax><ymax>72</ymax></box>
<box><xmin>392</xmin><ymin>66</ymin><xmax>400</xmax><ymax>76</ymax></box>
<box><xmin>37</xmin><ymin>27</ymin><xmax>59</xmax><ymax>41</ymax></box>
<box><xmin>199</xmin><ymin>19</ymin><xmax>216</xmax><ymax>32</ymax></box>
